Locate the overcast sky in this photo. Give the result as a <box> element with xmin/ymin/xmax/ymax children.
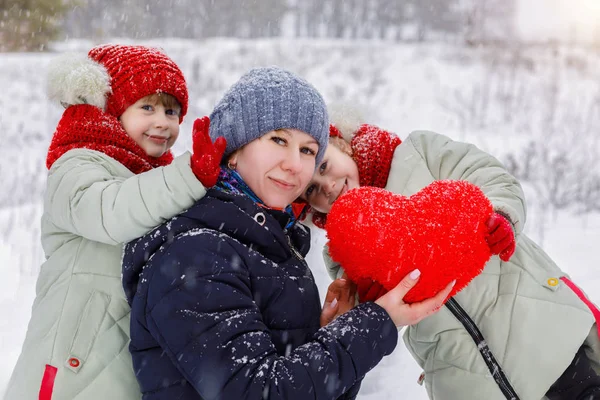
<box><xmin>517</xmin><ymin>0</ymin><xmax>600</xmax><ymax>43</ymax></box>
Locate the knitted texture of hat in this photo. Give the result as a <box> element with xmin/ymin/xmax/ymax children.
<box><xmin>209</xmin><ymin>66</ymin><xmax>329</xmax><ymax>165</ymax></box>
<box><xmin>311</xmin><ymin>124</ymin><xmax>402</xmax><ymax>229</ymax></box>
<box><xmin>88</xmin><ymin>44</ymin><xmax>188</xmax><ymax>121</ymax></box>
<box><xmin>351</xmin><ymin>124</ymin><xmax>402</xmax><ymax>188</ymax></box>
<box><xmin>46</xmin><ymin>104</ymin><xmax>173</xmax><ymax>173</ymax></box>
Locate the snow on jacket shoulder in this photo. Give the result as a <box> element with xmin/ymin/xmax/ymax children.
<box><xmin>4</xmin><ymin>149</ymin><xmax>206</xmax><ymax>400</ymax></box>
<box><xmin>123</xmin><ymin>189</ymin><xmax>398</xmax><ymax>400</ymax></box>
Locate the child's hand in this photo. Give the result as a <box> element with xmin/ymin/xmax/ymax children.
<box><xmin>356</xmin><ymin>277</ymin><xmax>388</xmax><ymax>303</ymax></box>
<box><xmin>320</xmin><ymin>277</ymin><xmax>357</xmax><ymax>327</ymax></box>
<box><xmin>486</xmin><ymin>212</ymin><xmax>516</xmax><ymax>262</ymax></box>
<box><xmin>190</xmin><ymin>116</ymin><xmax>227</xmax><ymax>187</ymax></box>
<box><xmin>375</xmin><ymin>269</ymin><xmax>454</xmax><ymax>327</ymax></box>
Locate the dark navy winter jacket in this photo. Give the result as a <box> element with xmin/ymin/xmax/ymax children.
<box><xmin>122</xmin><ymin>189</ymin><xmax>398</xmax><ymax>400</ymax></box>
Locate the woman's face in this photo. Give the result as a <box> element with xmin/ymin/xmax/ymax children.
<box><xmin>299</xmin><ymin>144</ymin><xmax>360</xmax><ymax>213</ymax></box>
<box><xmin>229</xmin><ymin>129</ymin><xmax>319</xmax><ymax>209</ymax></box>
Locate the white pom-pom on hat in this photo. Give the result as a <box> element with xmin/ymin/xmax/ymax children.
<box><xmin>328</xmin><ymin>102</ymin><xmax>365</xmax><ymax>141</ymax></box>
<box><xmin>46</xmin><ymin>52</ymin><xmax>111</xmax><ymax>110</ymax></box>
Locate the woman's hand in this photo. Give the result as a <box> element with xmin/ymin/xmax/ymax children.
<box><xmin>320</xmin><ymin>277</ymin><xmax>357</xmax><ymax>327</ymax></box>
<box><xmin>375</xmin><ymin>269</ymin><xmax>455</xmax><ymax>327</ymax></box>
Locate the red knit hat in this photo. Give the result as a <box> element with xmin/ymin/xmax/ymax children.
<box><xmin>351</xmin><ymin>124</ymin><xmax>402</xmax><ymax>188</ymax></box>
<box><xmin>88</xmin><ymin>44</ymin><xmax>188</xmax><ymax>120</ymax></box>
<box><xmin>47</xmin><ymin>44</ymin><xmax>188</xmax><ymax>122</ymax></box>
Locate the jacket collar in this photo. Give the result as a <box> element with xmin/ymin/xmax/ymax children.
<box><xmin>215</xmin><ymin>168</ymin><xmax>298</xmax><ymax>230</ymax></box>
<box><xmin>187</xmin><ymin>189</ymin><xmax>310</xmax><ymax>258</ymax></box>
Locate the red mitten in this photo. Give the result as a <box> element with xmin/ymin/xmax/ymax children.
<box><xmin>190</xmin><ymin>116</ymin><xmax>227</xmax><ymax>187</ymax></box>
<box><xmin>356</xmin><ymin>278</ymin><xmax>388</xmax><ymax>303</ymax></box>
<box><xmin>486</xmin><ymin>212</ymin><xmax>516</xmax><ymax>262</ymax></box>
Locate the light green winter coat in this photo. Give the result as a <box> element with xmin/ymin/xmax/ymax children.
<box><xmin>325</xmin><ymin>130</ymin><xmax>600</xmax><ymax>400</ymax></box>
<box><xmin>4</xmin><ymin>149</ymin><xmax>206</xmax><ymax>400</ymax></box>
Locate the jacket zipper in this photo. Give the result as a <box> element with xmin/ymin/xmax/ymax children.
<box><xmin>445</xmin><ymin>298</ymin><xmax>520</xmax><ymax>400</ymax></box>
<box><xmin>286</xmin><ymin>233</ymin><xmax>303</xmax><ymax>260</ymax></box>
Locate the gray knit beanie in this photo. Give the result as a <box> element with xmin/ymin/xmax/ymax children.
<box><xmin>209</xmin><ymin>66</ymin><xmax>329</xmax><ymax>165</ymax></box>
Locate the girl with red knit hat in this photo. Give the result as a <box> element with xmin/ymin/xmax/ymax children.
<box><xmin>5</xmin><ymin>44</ymin><xmax>225</xmax><ymax>400</ymax></box>
<box><xmin>298</xmin><ymin>117</ymin><xmax>600</xmax><ymax>400</ymax></box>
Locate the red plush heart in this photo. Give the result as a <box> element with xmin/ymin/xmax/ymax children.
<box><xmin>325</xmin><ymin>180</ymin><xmax>493</xmax><ymax>303</ymax></box>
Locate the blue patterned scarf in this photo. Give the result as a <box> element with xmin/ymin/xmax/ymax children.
<box><xmin>215</xmin><ymin>168</ymin><xmax>297</xmax><ymax>229</ymax></box>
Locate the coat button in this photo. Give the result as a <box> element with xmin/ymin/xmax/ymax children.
<box><xmin>547</xmin><ymin>278</ymin><xmax>559</xmax><ymax>286</ymax></box>
<box><xmin>68</xmin><ymin>357</ymin><xmax>80</xmax><ymax>368</ymax></box>
<box><xmin>254</xmin><ymin>212</ymin><xmax>266</xmax><ymax>226</ymax></box>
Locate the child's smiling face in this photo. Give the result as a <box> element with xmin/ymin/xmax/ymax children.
<box><xmin>119</xmin><ymin>94</ymin><xmax>181</xmax><ymax>158</ymax></box>
<box><xmin>299</xmin><ymin>143</ymin><xmax>360</xmax><ymax>213</ymax></box>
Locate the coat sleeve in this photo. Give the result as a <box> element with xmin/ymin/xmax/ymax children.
<box><xmin>323</xmin><ymin>244</ymin><xmax>345</xmax><ymax>280</ymax></box>
<box><xmin>143</xmin><ymin>232</ymin><xmax>398</xmax><ymax>400</ymax></box>
<box><xmin>45</xmin><ymin>149</ymin><xmax>206</xmax><ymax>245</ymax></box>
<box><xmin>407</xmin><ymin>130</ymin><xmax>527</xmax><ymax>236</ymax></box>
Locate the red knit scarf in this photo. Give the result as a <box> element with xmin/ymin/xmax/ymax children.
<box><xmin>46</xmin><ymin>104</ymin><xmax>173</xmax><ymax>174</ymax></box>
<box><xmin>310</xmin><ymin>125</ymin><xmax>402</xmax><ymax>228</ymax></box>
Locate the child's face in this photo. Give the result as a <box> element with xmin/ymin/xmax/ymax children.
<box><xmin>119</xmin><ymin>95</ymin><xmax>181</xmax><ymax>157</ymax></box>
<box><xmin>299</xmin><ymin>144</ymin><xmax>360</xmax><ymax>213</ymax></box>
<box><xmin>229</xmin><ymin>129</ymin><xmax>319</xmax><ymax>209</ymax></box>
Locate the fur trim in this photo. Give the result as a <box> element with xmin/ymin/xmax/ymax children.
<box><xmin>328</xmin><ymin>102</ymin><xmax>364</xmax><ymax>141</ymax></box>
<box><xmin>46</xmin><ymin>53</ymin><xmax>111</xmax><ymax>110</ymax></box>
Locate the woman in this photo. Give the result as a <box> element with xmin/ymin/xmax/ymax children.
<box><xmin>121</xmin><ymin>67</ymin><xmax>452</xmax><ymax>400</ymax></box>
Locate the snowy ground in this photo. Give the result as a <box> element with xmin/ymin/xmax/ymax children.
<box><xmin>1</xmin><ymin>38</ymin><xmax>599</xmax><ymax>399</ymax></box>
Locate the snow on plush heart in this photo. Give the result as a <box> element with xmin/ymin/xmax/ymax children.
<box><xmin>325</xmin><ymin>180</ymin><xmax>493</xmax><ymax>303</ymax></box>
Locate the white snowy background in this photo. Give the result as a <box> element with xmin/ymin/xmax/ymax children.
<box><xmin>2</xmin><ymin>1</ymin><xmax>600</xmax><ymax>398</ymax></box>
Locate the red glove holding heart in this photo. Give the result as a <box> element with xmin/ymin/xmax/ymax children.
<box><xmin>325</xmin><ymin>180</ymin><xmax>494</xmax><ymax>303</ymax></box>
<box><xmin>356</xmin><ymin>278</ymin><xmax>388</xmax><ymax>303</ymax></box>
<box><xmin>486</xmin><ymin>212</ymin><xmax>516</xmax><ymax>262</ymax></box>
<box><xmin>190</xmin><ymin>116</ymin><xmax>227</xmax><ymax>187</ymax></box>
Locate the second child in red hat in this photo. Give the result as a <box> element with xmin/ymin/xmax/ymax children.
<box><xmin>298</xmin><ymin>116</ymin><xmax>600</xmax><ymax>400</ymax></box>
